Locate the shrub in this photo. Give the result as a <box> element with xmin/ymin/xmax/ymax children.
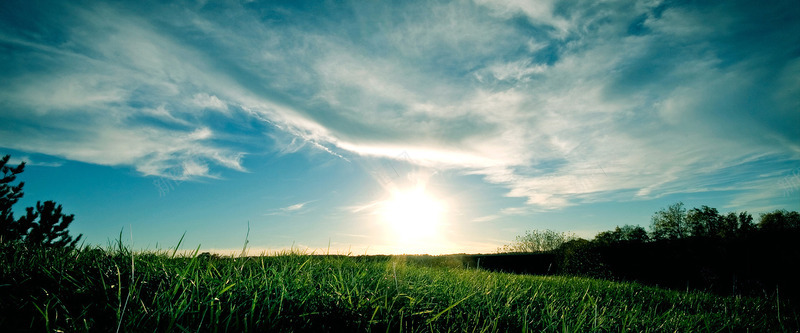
<box><xmin>499</xmin><ymin>229</ymin><xmax>577</xmax><ymax>253</ymax></box>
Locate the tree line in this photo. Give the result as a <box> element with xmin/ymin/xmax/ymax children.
<box><xmin>501</xmin><ymin>202</ymin><xmax>799</xmax><ymax>251</ymax></box>
<box><xmin>490</xmin><ymin>202</ymin><xmax>800</xmax><ymax>301</ymax></box>
<box><xmin>598</xmin><ymin>202</ymin><xmax>797</xmax><ymax>244</ymax></box>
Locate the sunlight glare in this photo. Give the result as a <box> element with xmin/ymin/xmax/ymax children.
<box><xmin>379</xmin><ymin>185</ymin><xmax>446</xmax><ymax>248</ymax></box>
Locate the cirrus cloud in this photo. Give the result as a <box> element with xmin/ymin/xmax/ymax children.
<box><xmin>1</xmin><ymin>0</ymin><xmax>797</xmax><ymax>211</ymax></box>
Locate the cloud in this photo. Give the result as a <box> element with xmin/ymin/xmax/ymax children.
<box><xmin>283</xmin><ymin>202</ymin><xmax>310</xmax><ymax>212</ymax></box>
<box><xmin>471</xmin><ymin>215</ymin><xmax>500</xmax><ymax>223</ymax></box>
<box><xmin>265</xmin><ymin>200</ymin><xmax>317</xmax><ymax>216</ymax></box>
<box><xmin>1</xmin><ymin>0</ymin><xmax>798</xmax><ymax>210</ymax></box>
<box><xmin>6</xmin><ymin>155</ymin><xmax>64</xmax><ymax>168</ymax></box>
<box><xmin>474</xmin><ymin>0</ymin><xmax>570</xmax><ymax>36</ymax></box>
<box><xmin>0</xmin><ymin>2</ymin><xmax>253</xmax><ymax>179</ymax></box>
<box><xmin>192</xmin><ymin>94</ymin><xmax>228</xmax><ymax>112</ymax></box>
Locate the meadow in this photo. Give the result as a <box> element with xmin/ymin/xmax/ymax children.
<box><xmin>1</xmin><ymin>240</ymin><xmax>797</xmax><ymax>332</ymax></box>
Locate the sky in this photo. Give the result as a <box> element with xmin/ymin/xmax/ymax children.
<box><xmin>1</xmin><ymin>0</ymin><xmax>799</xmax><ymax>255</ymax></box>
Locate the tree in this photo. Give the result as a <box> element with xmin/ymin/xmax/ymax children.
<box><xmin>650</xmin><ymin>202</ymin><xmax>688</xmax><ymax>241</ymax></box>
<box><xmin>500</xmin><ymin>229</ymin><xmax>577</xmax><ymax>253</ymax></box>
<box><xmin>619</xmin><ymin>224</ymin><xmax>649</xmax><ymax>243</ymax></box>
<box><xmin>18</xmin><ymin>200</ymin><xmax>82</xmax><ymax>248</ymax></box>
<box><xmin>758</xmin><ymin>209</ymin><xmax>800</xmax><ymax>232</ymax></box>
<box><xmin>0</xmin><ymin>155</ymin><xmax>82</xmax><ymax>248</ymax></box>
<box><xmin>594</xmin><ymin>225</ymin><xmax>648</xmax><ymax>246</ymax></box>
<box><xmin>1</xmin><ymin>155</ymin><xmax>26</xmax><ymax>243</ymax></box>
<box><xmin>737</xmin><ymin>211</ymin><xmax>754</xmax><ymax>236</ymax></box>
<box><xmin>686</xmin><ymin>205</ymin><xmax>721</xmax><ymax>238</ymax></box>
<box><xmin>593</xmin><ymin>228</ymin><xmax>620</xmax><ymax>246</ymax></box>
<box><xmin>718</xmin><ymin>212</ymin><xmax>739</xmax><ymax>239</ymax></box>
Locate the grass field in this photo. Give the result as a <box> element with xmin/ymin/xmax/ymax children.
<box><xmin>1</xmin><ymin>241</ymin><xmax>797</xmax><ymax>332</ymax></box>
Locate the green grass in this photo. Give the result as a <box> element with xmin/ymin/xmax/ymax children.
<box><xmin>1</xmin><ymin>242</ymin><xmax>797</xmax><ymax>332</ymax></box>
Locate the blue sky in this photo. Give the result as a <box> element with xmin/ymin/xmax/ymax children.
<box><xmin>1</xmin><ymin>0</ymin><xmax>798</xmax><ymax>254</ymax></box>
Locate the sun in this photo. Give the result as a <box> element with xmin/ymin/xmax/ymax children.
<box><xmin>379</xmin><ymin>186</ymin><xmax>446</xmax><ymax>245</ymax></box>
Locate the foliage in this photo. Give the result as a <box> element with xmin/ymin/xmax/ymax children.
<box><xmin>685</xmin><ymin>205</ymin><xmax>746</xmax><ymax>239</ymax></box>
<box><xmin>759</xmin><ymin>209</ymin><xmax>800</xmax><ymax>232</ymax></box>
<box><xmin>650</xmin><ymin>202</ymin><xmax>688</xmax><ymax>241</ymax></box>
<box><xmin>0</xmin><ymin>242</ymin><xmax>794</xmax><ymax>332</ymax></box>
<box><xmin>0</xmin><ymin>155</ymin><xmax>25</xmax><ymax>243</ymax></box>
<box><xmin>18</xmin><ymin>201</ymin><xmax>82</xmax><ymax>248</ymax></box>
<box><xmin>649</xmin><ymin>203</ymin><xmax>761</xmax><ymax>240</ymax></box>
<box><xmin>0</xmin><ymin>155</ymin><xmax>81</xmax><ymax>249</ymax></box>
<box><xmin>499</xmin><ymin>204</ymin><xmax>799</xmax><ymax>299</ymax></box>
<box><xmin>556</xmin><ymin>239</ymin><xmax>609</xmax><ymax>278</ymax></box>
<box><xmin>737</xmin><ymin>211</ymin><xmax>755</xmax><ymax>235</ymax></box>
<box><xmin>575</xmin><ymin>204</ymin><xmax>800</xmax><ymax>301</ymax></box>
<box><xmin>498</xmin><ymin>229</ymin><xmax>577</xmax><ymax>253</ymax></box>
<box><xmin>686</xmin><ymin>205</ymin><xmax>722</xmax><ymax>238</ymax></box>
<box><xmin>594</xmin><ymin>224</ymin><xmax>649</xmax><ymax>246</ymax></box>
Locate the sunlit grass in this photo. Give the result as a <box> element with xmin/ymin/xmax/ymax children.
<box><xmin>1</xmin><ymin>241</ymin><xmax>796</xmax><ymax>332</ymax></box>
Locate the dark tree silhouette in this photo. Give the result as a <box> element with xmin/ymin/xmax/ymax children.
<box><xmin>737</xmin><ymin>211</ymin><xmax>754</xmax><ymax>236</ymax></box>
<box><xmin>650</xmin><ymin>202</ymin><xmax>687</xmax><ymax>240</ymax></box>
<box><xmin>621</xmin><ymin>225</ymin><xmax>649</xmax><ymax>243</ymax></box>
<box><xmin>686</xmin><ymin>205</ymin><xmax>721</xmax><ymax>238</ymax></box>
<box><xmin>652</xmin><ymin>204</ymin><xmax>756</xmax><ymax>240</ymax></box>
<box><xmin>758</xmin><ymin>209</ymin><xmax>800</xmax><ymax>232</ymax></box>
<box><xmin>0</xmin><ymin>155</ymin><xmax>82</xmax><ymax>248</ymax></box>
<box><xmin>718</xmin><ymin>212</ymin><xmax>739</xmax><ymax>239</ymax></box>
<box><xmin>1</xmin><ymin>155</ymin><xmax>26</xmax><ymax>243</ymax></box>
<box><xmin>17</xmin><ymin>200</ymin><xmax>81</xmax><ymax>248</ymax></box>
<box><xmin>594</xmin><ymin>225</ymin><xmax>648</xmax><ymax>245</ymax></box>
<box><xmin>593</xmin><ymin>229</ymin><xmax>620</xmax><ymax>246</ymax></box>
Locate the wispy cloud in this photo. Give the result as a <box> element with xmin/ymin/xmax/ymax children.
<box><xmin>1</xmin><ymin>0</ymin><xmax>797</xmax><ymax>211</ymax></box>
<box><xmin>264</xmin><ymin>200</ymin><xmax>317</xmax><ymax>216</ymax></box>
<box><xmin>283</xmin><ymin>201</ymin><xmax>311</xmax><ymax>212</ymax></box>
<box><xmin>7</xmin><ymin>155</ymin><xmax>64</xmax><ymax>168</ymax></box>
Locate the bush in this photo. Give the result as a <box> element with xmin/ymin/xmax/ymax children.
<box><xmin>499</xmin><ymin>229</ymin><xmax>577</xmax><ymax>253</ymax></box>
